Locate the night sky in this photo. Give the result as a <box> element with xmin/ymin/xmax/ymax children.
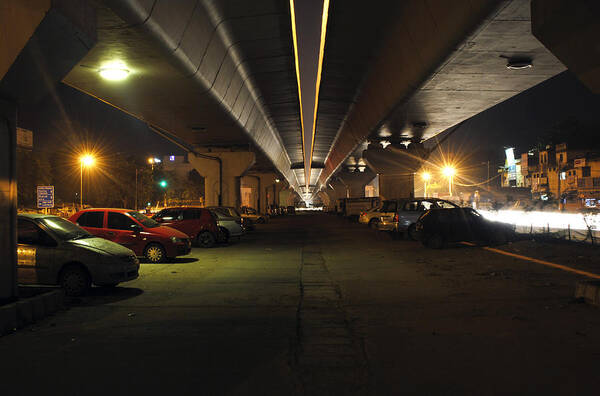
<box><xmin>18</xmin><ymin>84</ymin><xmax>184</xmax><ymax>158</ymax></box>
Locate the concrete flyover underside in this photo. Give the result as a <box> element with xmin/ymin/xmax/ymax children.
<box><xmin>317</xmin><ymin>0</ymin><xmax>565</xmax><ymax>189</ymax></box>
<box><xmin>65</xmin><ymin>0</ymin><xmax>302</xmax><ymax>190</ymax></box>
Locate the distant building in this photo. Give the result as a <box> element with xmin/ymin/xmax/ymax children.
<box><xmin>505</xmin><ymin>142</ymin><xmax>600</xmax><ymax>209</ymax></box>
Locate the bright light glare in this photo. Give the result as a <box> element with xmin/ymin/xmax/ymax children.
<box><xmin>478</xmin><ymin>209</ymin><xmax>598</xmax><ymax>231</ymax></box>
<box><xmin>80</xmin><ymin>154</ymin><xmax>95</xmax><ymax>167</ymax></box>
<box><xmin>148</xmin><ymin>158</ymin><xmax>154</xmax><ymax>164</ymax></box>
<box><xmin>421</xmin><ymin>172</ymin><xmax>431</xmax><ymax>181</ymax></box>
<box><xmin>99</xmin><ymin>63</ymin><xmax>130</xmax><ymax>81</ymax></box>
<box><xmin>442</xmin><ymin>166</ymin><xmax>456</xmax><ymax>177</ymax></box>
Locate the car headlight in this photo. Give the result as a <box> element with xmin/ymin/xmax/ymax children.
<box><xmin>171</xmin><ymin>237</ymin><xmax>183</xmax><ymax>243</ymax></box>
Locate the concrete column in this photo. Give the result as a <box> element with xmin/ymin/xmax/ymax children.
<box><xmin>0</xmin><ymin>99</ymin><xmax>17</xmax><ymax>302</ymax></box>
<box><xmin>256</xmin><ymin>173</ymin><xmax>278</xmax><ymax>214</ymax></box>
<box><xmin>337</xmin><ymin>170</ymin><xmax>376</xmax><ymax>198</ymax></box>
<box><xmin>363</xmin><ymin>146</ymin><xmax>425</xmax><ymax>200</ymax></box>
<box><xmin>378</xmin><ymin>174</ymin><xmax>415</xmax><ymax>200</ymax></box>
<box><xmin>0</xmin><ymin>0</ymin><xmax>95</xmax><ymax>302</ymax></box>
<box><xmin>240</xmin><ymin>175</ymin><xmax>259</xmax><ymax>210</ymax></box>
<box><xmin>188</xmin><ymin>151</ymin><xmax>255</xmax><ymax>207</ymax></box>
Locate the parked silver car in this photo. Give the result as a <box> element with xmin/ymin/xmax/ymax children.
<box><xmin>377</xmin><ymin>198</ymin><xmax>459</xmax><ymax>239</ymax></box>
<box><xmin>207</xmin><ymin>207</ymin><xmax>245</xmax><ymax>242</ymax></box>
<box><xmin>208</xmin><ymin>206</ymin><xmax>253</xmax><ymax>231</ymax></box>
<box><xmin>17</xmin><ymin>214</ymin><xmax>139</xmax><ymax>296</ymax></box>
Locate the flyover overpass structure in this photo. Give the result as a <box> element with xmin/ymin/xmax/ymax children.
<box><xmin>1</xmin><ymin>0</ymin><xmax>598</xmax><ymax>301</ymax></box>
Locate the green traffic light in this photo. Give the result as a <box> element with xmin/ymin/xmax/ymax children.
<box><xmin>159</xmin><ymin>180</ymin><xmax>167</xmax><ymax>188</ymax></box>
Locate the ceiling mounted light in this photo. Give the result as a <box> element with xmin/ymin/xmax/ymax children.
<box><xmin>380</xmin><ymin>140</ymin><xmax>391</xmax><ymax>149</ymax></box>
<box><xmin>99</xmin><ymin>62</ymin><xmax>130</xmax><ymax>81</ymax></box>
<box><xmin>358</xmin><ymin>166</ymin><xmax>366</xmax><ymax>172</ymax></box>
<box><xmin>506</xmin><ymin>59</ymin><xmax>532</xmax><ymax>70</ymax></box>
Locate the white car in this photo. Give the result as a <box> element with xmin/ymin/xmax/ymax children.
<box><xmin>208</xmin><ymin>208</ymin><xmax>245</xmax><ymax>242</ymax></box>
<box><xmin>359</xmin><ymin>200</ymin><xmax>400</xmax><ymax>228</ymax></box>
<box><xmin>377</xmin><ymin>198</ymin><xmax>459</xmax><ymax>239</ymax></box>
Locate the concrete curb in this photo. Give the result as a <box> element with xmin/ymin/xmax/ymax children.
<box><xmin>575</xmin><ymin>280</ymin><xmax>600</xmax><ymax>306</ymax></box>
<box><xmin>0</xmin><ymin>289</ymin><xmax>65</xmax><ymax>336</ymax></box>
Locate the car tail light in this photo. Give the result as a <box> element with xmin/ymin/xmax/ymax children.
<box><xmin>393</xmin><ymin>213</ymin><xmax>399</xmax><ymax>222</ymax></box>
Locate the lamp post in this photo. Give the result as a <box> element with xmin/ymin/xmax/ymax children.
<box><xmin>443</xmin><ymin>166</ymin><xmax>456</xmax><ymax>197</ymax></box>
<box><xmin>80</xmin><ymin>154</ymin><xmax>95</xmax><ymax>208</ymax></box>
<box><xmin>421</xmin><ymin>172</ymin><xmax>431</xmax><ymax>197</ymax></box>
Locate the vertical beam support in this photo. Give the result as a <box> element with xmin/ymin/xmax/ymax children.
<box><xmin>189</xmin><ymin>152</ymin><xmax>255</xmax><ymax>208</ymax></box>
<box><xmin>0</xmin><ymin>98</ymin><xmax>17</xmax><ymax>302</ymax></box>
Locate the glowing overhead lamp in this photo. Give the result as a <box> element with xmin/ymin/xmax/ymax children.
<box><xmin>99</xmin><ymin>61</ymin><xmax>130</xmax><ymax>81</ymax></box>
<box><xmin>80</xmin><ymin>154</ymin><xmax>95</xmax><ymax>167</ymax></box>
<box><xmin>442</xmin><ymin>166</ymin><xmax>456</xmax><ymax>177</ymax></box>
<box><xmin>421</xmin><ymin>172</ymin><xmax>431</xmax><ymax>181</ymax></box>
<box><xmin>380</xmin><ymin>140</ymin><xmax>391</xmax><ymax>149</ymax></box>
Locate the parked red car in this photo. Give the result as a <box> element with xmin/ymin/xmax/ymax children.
<box><xmin>69</xmin><ymin>208</ymin><xmax>191</xmax><ymax>263</ymax></box>
<box><xmin>152</xmin><ymin>207</ymin><xmax>220</xmax><ymax>248</ymax></box>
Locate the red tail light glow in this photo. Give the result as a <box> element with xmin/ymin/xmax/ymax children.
<box><xmin>393</xmin><ymin>214</ymin><xmax>399</xmax><ymax>222</ymax></box>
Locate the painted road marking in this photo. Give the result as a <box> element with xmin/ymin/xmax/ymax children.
<box><xmin>462</xmin><ymin>242</ymin><xmax>600</xmax><ymax>280</ymax></box>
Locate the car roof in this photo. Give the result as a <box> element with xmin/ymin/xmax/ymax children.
<box><xmin>18</xmin><ymin>213</ymin><xmax>58</xmax><ymax>220</ymax></box>
<box><xmin>160</xmin><ymin>206</ymin><xmax>204</xmax><ymax>210</ymax></box>
<box><xmin>79</xmin><ymin>208</ymin><xmax>131</xmax><ymax>212</ymax></box>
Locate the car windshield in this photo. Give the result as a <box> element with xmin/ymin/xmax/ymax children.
<box><xmin>128</xmin><ymin>211</ymin><xmax>159</xmax><ymax>227</ymax></box>
<box><xmin>37</xmin><ymin>217</ymin><xmax>92</xmax><ymax>241</ymax></box>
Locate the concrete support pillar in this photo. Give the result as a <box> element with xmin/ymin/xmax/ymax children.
<box><xmin>378</xmin><ymin>174</ymin><xmax>415</xmax><ymax>200</ymax></box>
<box><xmin>0</xmin><ymin>99</ymin><xmax>17</xmax><ymax>302</ymax></box>
<box><xmin>0</xmin><ymin>0</ymin><xmax>95</xmax><ymax>302</ymax></box>
<box><xmin>363</xmin><ymin>146</ymin><xmax>425</xmax><ymax>200</ymax></box>
<box><xmin>240</xmin><ymin>175</ymin><xmax>259</xmax><ymax>210</ymax></box>
<box><xmin>257</xmin><ymin>173</ymin><xmax>278</xmax><ymax>214</ymax></box>
<box><xmin>337</xmin><ymin>170</ymin><xmax>376</xmax><ymax>198</ymax></box>
<box><xmin>188</xmin><ymin>151</ymin><xmax>255</xmax><ymax>207</ymax></box>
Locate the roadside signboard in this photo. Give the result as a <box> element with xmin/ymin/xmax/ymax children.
<box><xmin>37</xmin><ymin>186</ymin><xmax>54</xmax><ymax>208</ymax></box>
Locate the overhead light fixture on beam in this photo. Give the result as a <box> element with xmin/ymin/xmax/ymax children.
<box><xmin>506</xmin><ymin>57</ymin><xmax>533</xmax><ymax>70</ymax></box>
<box><xmin>98</xmin><ymin>61</ymin><xmax>130</xmax><ymax>81</ymax></box>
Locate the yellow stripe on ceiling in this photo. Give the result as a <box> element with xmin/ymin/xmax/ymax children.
<box><xmin>308</xmin><ymin>0</ymin><xmax>330</xmax><ymax>188</ymax></box>
<box><xmin>289</xmin><ymin>0</ymin><xmax>307</xmax><ymax>186</ymax></box>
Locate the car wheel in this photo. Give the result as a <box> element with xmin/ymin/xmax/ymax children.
<box><xmin>426</xmin><ymin>234</ymin><xmax>444</xmax><ymax>249</ymax></box>
<box><xmin>59</xmin><ymin>264</ymin><xmax>91</xmax><ymax>296</ymax></box>
<box><xmin>197</xmin><ymin>231</ymin><xmax>216</xmax><ymax>248</ymax></box>
<box><xmin>368</xmin><ymin>218</ymin><xmax>378</xmax><ymax>229</ymax></box>
<box><xmin>219</xmin><ymin>227</ymin><xmax>230</xmax><ymax>244</ymax></box>
<box><xmin>144</xmin><ymin>243</ymin><xmax>166</xmax><ymax>263</ymax></box>
<box><xmin>407</xmin><ymin>224</ymin><xmax>418</xmax><ymax>241</ymax></box>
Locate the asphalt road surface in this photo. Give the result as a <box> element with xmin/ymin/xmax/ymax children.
<box><xmin>2</xmin><ymin>213</ymin><xmax>600</xmax><ymax>395</ymax></box>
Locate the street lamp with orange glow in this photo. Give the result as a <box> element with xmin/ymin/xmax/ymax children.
<box><xmin>421</xmin><ymin>172</ymin><xmax>431</xmax><ymax>197</ymax></box>
<box><xmin>442</xmin><ymin>166</ymin><xmax>456</xmax><ymax>196</ymax></box>
<box><xmin>80</xmin><ymin>154</ymin><xmax>95</xmax><ymax>208</ymax></box>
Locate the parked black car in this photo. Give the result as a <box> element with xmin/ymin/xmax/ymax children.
<box><xmin>415</xmin><ymin>207</ymin><xmax>515</xmax><ymax>249</ymax></box>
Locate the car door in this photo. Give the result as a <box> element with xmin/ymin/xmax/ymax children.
<box><xmin>398</xmin><ymin>200</ymin><xmax>420</xmax><ymax>228</ymax></box>
<box><xmin>17</xmin><ymin>219</ymin><xmax>56</xmax><ymax>284</ymax></box>
<box><xmin>155</xmin><ymin>208</ymin><xmax>181</xmax><ymax>225</ymax></box>
<box><xmin>73</xmin><ymin>210</ymin><xmax>106</xmax><ymax>238</ymax></box>
<box><xmin>178</xmin><ymin>209</ymin><xmax>200</xmax><ymax>238</ymax></box>
<box><xmin>105</xmin><ymin>212</ymin><xmax>141</xmax><ymax>251</ymax></box>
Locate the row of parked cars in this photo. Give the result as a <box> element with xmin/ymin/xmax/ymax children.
<box><xmin>16</xmin><ymin>205</ymin><xmax>264</xmax><ymax>296</ymax></box>
<box><xmin>357</xmin><ymin>197</ymin><xmax>515</xmax><ymax>248</ymax></box>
